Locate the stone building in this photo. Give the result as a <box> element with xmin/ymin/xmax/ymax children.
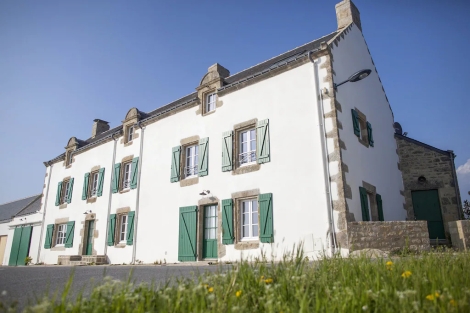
<box><xmin>395</xmin><ymin>132</ymin><xmax>463</xmax><ymax>244</ymax></box>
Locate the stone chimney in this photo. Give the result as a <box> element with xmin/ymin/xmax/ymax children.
<box><xmin>335</xmin><ymin>0</ymin><xmax>362</xmax><ymax>31</ymax></box>
<box><xmin>91</xmin><ymin>119</ymin><xmax>110</xmax><ymax>138</ymax></box>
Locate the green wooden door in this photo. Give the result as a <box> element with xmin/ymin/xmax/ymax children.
<box><xmin>85</xmin><ymin>220</ymin><xmax>94</xmax><ymax>255</ymax></box>
<box><xmin>203</xmin><ymin>205</ymin><xmax>218</xmax><ymax>259</ymax></box>
<box><xmin>411</xmin><ymin>190</ymin><xmax>445</xmax><ymax>240</ymax></box>
<box><xmin>178</xmin><ymin>206</ymin><xmax>198</xmax><ymax>262</ymax></box>
<box><xmin>8</xmin><ymin>226</ymin><xmax>32</xmax><ymax>266</ymax></box>
<box><xmin>8</xmin><ymin>227</ymin><xmax>23</xmax><ymax>266</ymax></box>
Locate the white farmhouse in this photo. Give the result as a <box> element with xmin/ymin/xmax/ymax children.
<box><xmin>38</xmin><ymin>0</ymin><xmax>406</xmax><ymax>265</ymax></box>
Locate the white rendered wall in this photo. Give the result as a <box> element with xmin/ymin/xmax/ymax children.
<box><xmin>137</xmin><ymin>62</ymin><xmax>331</xmax><ymax>263</ymax></box>
<box><xmin>330</xmin><ymin>25</ymin><xmax>406</xmax><ymax>222</ymax></box>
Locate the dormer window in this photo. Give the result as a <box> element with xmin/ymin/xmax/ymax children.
<box><xmin>206</xmin><ymin>93</ymin><xmax>216</xmax><ymax>113</ymax></box>
<box><xmin>65</xmin><ymin>151</ymin><xmax>73</xmax><ymax>166</ymax></box>
<box><xmin>127</xmin><ymin>126</ymin><xmax>134</xmax><ymax>142</ymax></box>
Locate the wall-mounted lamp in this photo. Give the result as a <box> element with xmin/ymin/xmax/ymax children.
<box><xmin>334</xmin><ymin>69</ymin><xmax>371</xmax><ymax>90</ymax></box>
<box><xmin>20</xmin><ymin>218</ymin><xmax>26</xmax><ymax>221</ymax></box>
<box><xmin>83</xmin><ymin>210</ymin><xmax>92</xmax><ymax>215</ymax></box>
<box><xmin>418</xmin><ymin>176</ymin><xmax>427</xmax><ymax>183</ymax></box>
<box><xmin>199</xmin><ymin>190</ymin><xmax>210</xmax><ymax>196</ymax></box>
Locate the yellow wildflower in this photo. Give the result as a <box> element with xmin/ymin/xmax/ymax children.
<box><xmin>401</xmin><ymin>271</ymin><xmax>412</xmax><ymax>278</ymax></box>
<box><xmin>434</xmin><ymin>292</ymin><xmax>440</xmax><ymax>298</ymax></box>
<box><xmin>426</xmin><ymin>292</ymin><xmax>440</xmax><ymax>301</ymax></box>
<box><xmin>236</xmin><ymin>290</ymin><xmax>242</xmax><ymax>297</ymax></box>
<box><xmin>264</xmin><ymin>278</ymin><xmax>273</xmax><ymax>284</ymax></box>
<box><xmin>386</xmin><ymin>261</ymin><xmax>393</xmax><ymax>266</ymax></box>
<box><xmin>208</xmin><ymin>287</ymin><xmax>214</xmax><ymax>293</ymax></box>
<box><xmin>449</xmin><ymin>299</ymin><xmax>457</xmax><ymax>307</ymax></box>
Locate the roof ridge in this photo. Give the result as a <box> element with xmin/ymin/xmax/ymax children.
<box><xmin>0</xmin><ymin>194</ymin><xmax>42</xmax><ymax>207</ymax></box>
<box><xmin>15</xmin><ymin>195</ymin><xmax>42</xmax><ymax>216</ymax></box>
<box><xmin>225</xmin><ymin>30</ymin><xmax>338</xmax><ymax>79</ymax></box>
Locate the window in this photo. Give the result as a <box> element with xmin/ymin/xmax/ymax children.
<box><xmin>122</xmin><ymin>162</ymin><xmax>132</xmax><ymax>190</ymax></box>
<box><xmin>206</xmin><ymin>93</ymin><xmax>216</xmax><ymax>113</ymax></box>
<box><xmin>185</xmin><ymin>144</ymin><xmax>199</xmax><ymax>178</ymax></box>
<box><xmin>89</xmin><ymin>172</ymin><xmax>99</xmax><ymax>197</ymax></box>
<box><xmin>62</xmin><ymin>180</ymin><xmax>71</xmax><ymax>204</ymax></box>
<box><xmin>127</xmin><ymin>126</ymin><xmax>134</xmax><ymax>142</ymax></box>
<box><xmin>240</xmin><ymin>199</ymin><xmax>258</xmax><ymax>240</ymax></box>
<box><xmin>239</xmin><ymin>129</ymin><xmax>256</xmax><ymax>166</ymax></box>
<box><xmin>352</xmin><ymin>108</ymin><xmax>373</xmax><ymax>148</ymax></box>
<box><xmin>56</xmin><ymin>224</ymin><xmax>67</xmax><ymax>245</ymax></box>
<box><xmin>65</xmin><ymin>151</ymin><xmax>73</xmax><ymax>166</ymax></box>
<box><xmin>119</xmin><ymin>215</ymin><xmax>128</xmax><ymax>243</ymax></box>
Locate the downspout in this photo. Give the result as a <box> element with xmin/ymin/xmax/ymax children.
<box><xmin>104</xmin><ymin>132</ymin><xmax>119</xmax><ymax>257</ymax></box>
<box><xmin>448</xmin><ymin>150</ymin><xmax>464</xmax><ymax>220</ymax></box>
<box><xmin>36</xmin><ymin>162</ymin><xmax>53</xmax><ymax>263</ymax></box>
<box><xmin>309</xmin><ymin>50</ymin><xmax>337</xmax><ymax>255</ymax></box>
<box><xmin>131</xmin><ymin>121</ymin><xmax>145</xmax><ymax>264</ymax></box>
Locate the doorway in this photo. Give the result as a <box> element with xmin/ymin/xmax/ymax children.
<box><xmin>202</xmin><ymin>205</ymin><xmax>218</xmax><ymax>259</ymax></box>
<box><xmin>83</xmin><ymin>220</ymin><xmax>94</xmax><ymax>255</ymax></box>
<box><xmin>411</xmin><ymin>190</ymin><xmax>446</xmax><ymax>240</ymax></box>
<box><xmin>8</xmin><ymin>226</ymin><xmax>32</xmax><ymax>266</ymax></box>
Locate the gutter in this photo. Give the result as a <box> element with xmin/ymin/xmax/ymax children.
<box><xmin>448</xmin><ymin>150</ymin><xmax>464</xmax><ymax>220</ymax></box>
<box><xmin>36</xmin><ymin>162</ymin><xmax>53</xmax><ymax>264</ymax></box>
<box><xmin>131</xmin><ymin>121</ymin><xmax>145</xmax><ymax>264</ymax></box>
<box><xmin>103</xmin><ymin>132</ymin><xmax>119</xmax><ymax>257</ymax></box>
<box><xmin>309</xmin><ymin>50</ymin><xmax>337</xmax><ymax>256</ymax></box>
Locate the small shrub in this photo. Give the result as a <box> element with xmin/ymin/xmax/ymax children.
<box><xmin>24</xmin><ymin>256</ymin><xmax>32</xmax><ymax>266</ymax></box>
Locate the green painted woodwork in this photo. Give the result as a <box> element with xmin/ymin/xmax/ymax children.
<box><xmin>107</xmin><ymin>214</ymin><xmax>116</xmax><ymax>246</ymax></box>
<box><xmin>126</xmin><ymin>211</ymin><xmax>135</xmax><ymax>245</ymax></box>
<box><xmin>351</xmin><ymin>109</ymin><xmax>360</xmax><ymax>137</ymax></box>
<box><xmin>376</xmin><ymin>194</ymin><xmax>384</xmax><ymax>221</ymax></box>
<box><xmin>367</xmin><ymin>122</ymin><xmax>374</xmax><ymax>147</ymax></box>
<box><xmin>55</xmin><ymin>181</ymin><xmax>63</xmax><ymax>206</ymax></box>
<box><xmin>198</xmin><ymin>138</ymin><xmax>209</xmax><ymax>177</ymax></box>
<box><xmin>178</xmin><ymin>206</ymin><xmax>198</xmax><ymax>262</ymax></box>
<box><xmin>222</xmin><ymin>131</ymin><xmax>233</xmax><ymax>172</ymax></box>
<box><xmin>82</xmin><ymin>172</ymin><xmax>90</xmax><ymax>200</ymax></box>
<box><xmin>256</xmin><ymin>119</ymin><xmax>270</xmax><ymax>164</ymax></box>
<box><xmin>112</xmin><ymin>163</ymin><xmax>121</xmax><ymax>193</ymax></box>
<box><xmin>359</xmin><ymin>187</ymin><xmax>370</xmax><ymax>221</ymax></box>
<box><xmin>259</xmin><ymin>193</ymin><xmax>274</xmax><ymax>243</ymax></box>
<box><xmin>8</xmin><ymin>228</ymin><xmax>23</xmax><ymax>266</ymax></box>
<box><xmin>222</xmin><ymin>199</ymin><xmax>234</xmax><ymax>245</ymax></box>
<box><xmin>97</xmin><ymin>168</ymin><xmax>105</xmax><ymax>197</ymax></box>
<box><xmin>44</xmin><ymin>224</ymin><xmax>54</xmax><ymax>249</ymax></box>
<box><xmin>66</xmin><ymin>178</ymin><xmax>74</xmax><ymax>204</ymax></box>
<box><xmin>130</xmin><ymin>157</ymin><xmax>139</xmax><ymax>189</ymax></box>
<box><xmin>411</xmin><ymin>190</ymin><xmax>446</xmax><ymax>240</ymax></box>
<box><xmin>85</xmin><ymin>220</ymin><xmax>94</xmax><ymax>255</ymax></box>
<box><xmin>171</xmin><ymin>146</ymin><xmax>181</xmax><ymax>183</ymax></box>
<box><xmin>202</xmin><ymin>205</ymin><xmax>218</xmax><ymax>259</ymax></box>
<box><xmin>65</xmin><ymin>221</ymin><xmax>75</xmax><ymax>248</ymax></box>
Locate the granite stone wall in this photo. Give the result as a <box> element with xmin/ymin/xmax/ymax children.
<box><xmin>347</xmin><ymin>221</ymin><xmax>430</xmax><ymax>252</ymax></box>
<box><xmin>58</xmin><ymin>255</ymin><xmax>107</xmax><ymax>265</ymax></box>
<box><xmin>395</xmin><ymin>135</ymin><xmax>461</xmax><ymax>240</ymax></box>
<box><xmin>448</xmin><ymin>220</ymin><xmax>470</xmax><ymax>250</ymax></box>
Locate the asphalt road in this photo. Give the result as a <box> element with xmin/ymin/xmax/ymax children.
<box><xmin>0</xmin><ymin>264</ymin><xmax>224</xmax><ymax>311</ymax></box>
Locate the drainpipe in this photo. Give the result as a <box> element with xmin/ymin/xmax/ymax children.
<box><xmin>104</xmin><ymin>132</ymin><xmax>119</xmax><ymax>257</ymax></box>
<box><xmin>131</xmin><ymin>121</ymin><xmax>145</xmax><ymax>264</ymax></box>
<box><xmin>36</xmin><ymin>162</ymin><xmax>53</xmax><ymax>263</ymax></box>
<box><xmin>448</xmin><ymin>150</ymin><xmax>464</xmax><ymax>220</ymax></box>
<box><xmin>309</xmin><ymin>50</ymin><xmax>337</xmax><ymax>255</ymax></box>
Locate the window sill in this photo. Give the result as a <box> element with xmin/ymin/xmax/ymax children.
<box><xmin>180</xmin><ymin>176</ymin><xmax>199</xmax><ymax>187</ymax></box>
<box><xmin>234</xmin><ymin>241</ymin><xmax>259</xmax><ymax>250</ymax></box>
<box><xmin>51</xmin><ymin>246</ymin><xmax>66</xmax><ymax>251</ymax></box>
<box><xmin>59</xmin><ymin>203</ymin><xmax>68</xmax><ymax>209</ymax></box>
<box><xmin>114</xmin><ymin>243</ymin><xmax>127</xmax><ymax>248</ymax></box>
<box><xmin>119</xmin><ymin>189</ymin><xmax>131</xmax><ymax>194</ymax></box>
<box><xmin>232</xmin><ymin>163</ymin><xmax>260</xmax><ymax>176</ymax></box>
<box><xmin>86</xmin><ymin>197</ymin><xmax>97</xmax><ymax>204</ymax></box>
<box><xmin>124</xmin><ymin>140</ymin><xmax>134</xmax><ymax>147</ymax></box>
<box><xmin>202</xmin><ymin>109</ymin><xmax>216</xmax><ymax>117</ymax></box>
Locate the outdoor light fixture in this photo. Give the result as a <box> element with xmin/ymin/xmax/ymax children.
<box><xmin>199</xmin><ymin>190</ymin><xmax>210</xmax><ymax>196</ymax></box>
<box><xmin>83</xmin><ymin>210</ymin><xmax>92</xmax><ymax>215</ymax></box>
<box><xmin>333</xmin><ymin>69</ymin><xmax>371</xmax><ymax>90</ymax></box>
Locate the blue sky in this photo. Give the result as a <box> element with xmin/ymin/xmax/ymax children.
<box><xmin>0</xmin><ymin>0</ymin><xmax>469</xmax><ymax>205</ymax></box>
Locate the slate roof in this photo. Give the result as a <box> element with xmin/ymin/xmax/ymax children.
<box><xmin>16</xmin><ymin>195</ymin><xmax>42</xmax><ymax>217</ymax></box>
<box><xmin>47</xmin><ymin>31</ymin><xmax>338</xmax><ymax>163</ymax></box>
<box><xmin>0</xmin><ymin>195</ymin><xmax>41</xmax><ymax>222</ymax></box>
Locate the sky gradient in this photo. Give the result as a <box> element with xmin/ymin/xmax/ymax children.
<box><xmin>0</xmin><ymin>0</ymin><xmax>469</xmax><ymax>205</ymax></box>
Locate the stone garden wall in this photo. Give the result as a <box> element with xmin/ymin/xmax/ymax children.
<box><xmin>448</xmin><ymin>220</ymin><xmax>470</xmax><ymax>250</ymax></box>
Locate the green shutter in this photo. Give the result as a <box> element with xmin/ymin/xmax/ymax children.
<box><xmin>359</xmin><ymin>187</ymin><xmax>370</xmax><ymax>221</ymax></box>
<box><xmin>82</xmin><ymin>173</ymin><xmax>90</xmax><ymax>200</ymax></box>
<box><xmin>17</xmin><ymin>226</ymin><xmax>32</xmax><ymax>265</ymax></box>
<box><xmin>130</xmin><ymin>157</ymin><xmax>139</xmax><ymax>189</ymax></box>
<box><xmin>259</xmin><ymin>193</ymin><xmax>274</xmax><ymax>243</ymax></box>
<box><xmin>112</xmin><ymin>163</ymin><xmax>121</xmax><ymax>193</ymax></box>
<box><xmin>198</xmin><ymin>138</ymin><xmax>209</xmax><ymax>177</ymax></box>
<box><xmin>107</xmin><ymin>214</ymin><xmax>116</xmax><ymax>246</ymax></box>
<box><xmin>44</xmin><ymin>224</ymin><xmax>54</xmax><ymax>249</ymax></box>
<box><xmin>64</xmin><ymin>221</ymin><xmax>75</xmax><ymax>248</ymax></box>
<box><xmin>351</xmin><ymin>109</ymin><xmax>360</xmax><ymax>137</ymax></box>
<box><xmin>97</xmin><ymin>168</ymin><xmax>105</xmax><ymax>197</ymax></box>
<box><xmin>55</xmin><ymin>181</ymin><xmax>63</xmax><ymax>206</ymax></box>
<box><xmin>367</xmin><ymin>122</ymin><xmax>374</xmax><ymax>147</ymax></box>
<box><xmin>8</xmin><ymin>227</ymin><xmax>23</xmax><ymax>266</ymax></box>
<box><xmin>170</xmin><ymin>146</ymin><xmax>181</xmax><ymax>183</ymax></box>
<box><xmin>222</xmin><ymin>199</ymin><xmax>234</xmax><ymax>245</ymax></box>
<box><xmin>376</xmin><ymin>194</ymin><xmax>384</xmax><ymax>221</ymax></box>
<box><xmin>222</xmin><ymin>131</ymin><xmax>233</xmax><ymax>172</ymax></box>
<box><xmin>66</xmin><ymin>178</ymin><xmax>74</xmax><ymax>204</ymax></box>
<box><xmin>126</xmin><ymin>211</ymin><xmax>135</xmax><ymax>245</ymax></box>
<box><xmin>178</xmin><ymin>206</ymin><xmax>198</xmax><ymax>261</ymax></box>
<box><xmin>256</xmin><ymin>119</ymin><xmax>270</xmax><ymax>164</ymax></box>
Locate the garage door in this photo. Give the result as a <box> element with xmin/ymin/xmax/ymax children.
<box><xmin>0</xmin><ymin>236</ymin><xmax>7</xmax><ymax>265</ymax></box>
<box><xmin>8</xmin><ymin>226</ymin><xmax>32</xmax><ymax>266</ymax></box>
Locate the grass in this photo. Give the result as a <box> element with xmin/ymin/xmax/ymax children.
<box><xmin>3</xmin><ymin>247</ymin><xmax>470</xmax><ymax>312</ymax></box>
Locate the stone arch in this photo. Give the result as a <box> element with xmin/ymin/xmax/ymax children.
<box><xmin>124</xmin><ymin>107</ymin><xmax>140</xmax><ymax>121</ymax></box>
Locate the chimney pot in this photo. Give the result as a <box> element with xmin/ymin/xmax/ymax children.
<box><xmin>92</xmin><ymin>119</ymin><xmax>110</xmax><ymax>138</ymax></box>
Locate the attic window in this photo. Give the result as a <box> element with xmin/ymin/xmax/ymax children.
<box><xmin>206</xmin><ymin>93</ymin><xmax>216</xmax><ymax>113</ymax></box>
<box><xmin>127</xmin><ymin>126</ymin><xmax>134</xmax><ymax>142</ymax></box>
<box><xmin>66</xmin><ymin>151</ymin><xmax>73</xmax><ymax>166</ymax></box>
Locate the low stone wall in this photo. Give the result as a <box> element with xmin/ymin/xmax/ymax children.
<box><xmin>347</xmin><ymin>221</ymin><xmax>430</xmax><ymax>253</ymax></box>
<box><xmin>448</xmin><ymin>220</ymin><xmax>470</xmax><ymax>250</ymax></box>
<box><xmin>58</xmin><ymin>255</ymin><xmax>107</xmax><ymax>265</ymax></box>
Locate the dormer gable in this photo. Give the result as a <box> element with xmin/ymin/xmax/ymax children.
<box><xmin>196</xmin><ymin>63</ymin><xmax>230</xmax><ymax>116</ymax></box>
